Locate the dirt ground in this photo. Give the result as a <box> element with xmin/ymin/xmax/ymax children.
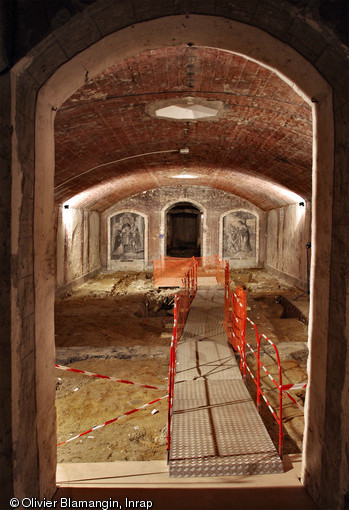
<box><xmin>55</xmin><ymin>269</ymin><xmax>309</xmax><ymax>463</ymax></box>
<box><xmin>55</xmin><ymin>271</ymin><xmax>176</xmax><ymax>463</ymax></box>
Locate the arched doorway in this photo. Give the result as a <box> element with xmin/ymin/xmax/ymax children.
<box><xmin>10</xmin><ymin>11</ymin><xmax>336</xmax><ymax>504</ymax></box>
<box><xmin>166</xmin><ymin>202</ymin><xmax>202</xmax><ymax>258</ymax></box>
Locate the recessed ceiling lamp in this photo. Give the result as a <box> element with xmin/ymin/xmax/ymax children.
<box><xmin>171</xmin><ymin>173</ymin><xmax>199</xmax><ymax>179</ymax></box>
<box><xmin>156</xmin><ymin>103</ymin><xmax>219</xmax><ymax>120</ymax></box>
<box><xmin>148</xmin><ymin>97</ymin><xmax>223</xmax><ymax>121</ymax></box>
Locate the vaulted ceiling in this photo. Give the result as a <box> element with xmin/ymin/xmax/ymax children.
<box><xmin>54</xmin><ymin>45</ymin><xmax>312</xmax><ymax>212</ymax></box>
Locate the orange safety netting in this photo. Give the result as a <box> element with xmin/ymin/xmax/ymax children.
<box><xmin>152</xmin><ymin>255</ymin><xmax>220</xmax><ymax>287</ymax></box>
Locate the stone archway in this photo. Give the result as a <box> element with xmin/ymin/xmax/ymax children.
<box><xmin>160</xmin><ymin>196</ymin><xmax>208</xmax><ymax>258</ymax></box>
<box><xmin>166</xmin><ymin>202</ymin><xmax>202</xmax><ymax>258</ymax></box>
<box><xmin>10</xmin><ymin>12</ymin><xmax>335</xmax><ymax>503</ymax></box>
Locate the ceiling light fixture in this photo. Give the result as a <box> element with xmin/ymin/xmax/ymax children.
<box><xmin>156</xmin><ymin>103</ymin><xmax>219</xmax><ymax>120</ymax></box>
<box><xmin>171</xmin><ymin>172</ymin><xmax>198</xmax><ymax>179</ymax></box>
<box><xmin>148</xmin><ymin>97</ymin><xmax>223</xmax><ymax>121</ymax></box>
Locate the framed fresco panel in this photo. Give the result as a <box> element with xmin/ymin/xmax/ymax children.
<box><xmin>222</xmin><ymin>211</ymin><xmax>257</xmax><ymax>265</ymax></box>
<box><xmin>110</xmin><ymin>212</ymin><xmax>145</xmax><ymax>261</ymax></box>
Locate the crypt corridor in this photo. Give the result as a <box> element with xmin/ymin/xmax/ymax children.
<box><xmin>1</xmin><ymin>1</ymin><xmax>349</xmax><ymax>509</ymax></box>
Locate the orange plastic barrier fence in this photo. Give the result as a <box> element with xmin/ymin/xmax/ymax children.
<box><xmin>195</xmin><ymin>256</ymin><xmax>220</xmax><ymax>277</ymax></box>
<box><xmin>152</xmin><ymin>257</ymin><xmax>194</xmax><ymax>287</ymax></box>
<box><xmin>153</xmin><ymin>255</ymin><xmax>220</xmax><ymax>286</ymax></box>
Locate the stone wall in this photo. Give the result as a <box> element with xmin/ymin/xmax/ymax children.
<box><xmin>266</xmin><ymin>202</ymin><xmax>311</xmax><ymax>289</ymax></box>
<box><xmin>0</xmin><ymin>72</ymin><xmax>14</xmax><ymax>505</ymax></box>
<box><xmin>56</xmin><ymin>206</ymin><xmax>101</xmax><ymax>294</ymax></box>
<box><xmin>101</xmin><ymin>186</ymin><xmax>265</xmax><ymax>271</ymax></box>
<box><xmin>101</xmin><ymin>189</ymin><xmax>312</xmax><ymax>289</ymax></box>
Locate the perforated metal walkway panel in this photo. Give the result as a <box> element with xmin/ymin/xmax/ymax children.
<box><xmin>169</xmin><ymin>288</ymin><xmax>283</xmax><ymax>478</ymax></box>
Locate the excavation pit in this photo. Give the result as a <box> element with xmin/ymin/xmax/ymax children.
<box><xmin>55</xmin><ymin>269</ymin><xmax>309</xmax><ymax>463</ymax></box>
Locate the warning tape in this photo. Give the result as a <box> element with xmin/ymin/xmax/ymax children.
<box><xmin>55</xmin><ymin>364</ymin><xmax>166</xmax><ymax>390</ymax></box>
<box><xmin>57</xmin><ymin>394</ymin><xmax>168</xmax><ymax>446</ymax></box>
<box><xmin>284</xmin><ymin>390</ymin><xmax>305</xmax><ymax>412</ymax></box>
<box><xmin>280</xmin><ymin>382</ymin><xmax>307</xmax><ymax>391</ymax></box>
<box><xmin>260</xmin><ymin>391</ymin><xmax>279</xmax><ymax>423</ymax></box>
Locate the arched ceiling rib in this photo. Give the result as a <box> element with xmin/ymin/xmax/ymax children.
<box><xmin>54</xmin><ymin>46</ymin><xmax>312</xmax><ymax>211</ymax></box>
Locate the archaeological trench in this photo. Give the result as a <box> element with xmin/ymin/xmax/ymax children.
<box><xmin>55</xmin><ymin>192</ymin><xmax>310</xmax><ymax>465</ymax></box>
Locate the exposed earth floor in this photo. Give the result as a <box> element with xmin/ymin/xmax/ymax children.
<box><xmin>55</xmin><ymin>269</ymin><xmax>309</xmax><ymax>464</ymax></box>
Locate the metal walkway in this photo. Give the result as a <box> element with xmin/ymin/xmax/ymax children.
<box><xmin>169</xmin><ymin>287</ymin><xmax>284</xmax><ymax>478</ymax></box>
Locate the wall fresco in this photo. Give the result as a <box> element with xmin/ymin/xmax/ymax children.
<box><xmin>110</xmin><ymin>212</ymin><xmax>145</xmax><ymax>261</ymax></box>
<box><xmin>223</xmin><ymin>211</ymin><xmax>257</xmax><ymax>261</ymax></box>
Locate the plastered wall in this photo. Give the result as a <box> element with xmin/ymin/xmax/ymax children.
<box><xmin>266</xmin><ymin>202</ymin><xmax>311</xmax><ymax>289</ymax></box>
<box><xmin>56</xmin><ymin>206</ymin><xmax>101</xmax><ymax>294</ymax></box>
<box><xmin>101</xmin><ymin>186</ymin><xmax>265</xmax><ymax>271</ymax></box>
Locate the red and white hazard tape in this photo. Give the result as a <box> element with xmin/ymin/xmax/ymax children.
<box><xmin>245</xmin><ymin>341</ymin><xmax>256</xmax><ymax>355</ymax></box>
<box><xmin>261</xmin><ymin>333</ymin><xmax>276</xmax><ymax>347</ymax></box>
<box><xmin>260</xmin><ymin>392</ymin><xmax>279</xmax><ymax>423</ymax></box>
<box><xmin>261</xmin><ymin>363</ymin><xmax>278</xmax><ymax>387</ymax></box>
<box><xmin>280</xmin><ymin>382</ymin><xmax>307</xmax><ymax>391</ymax></box>
<box><xmin>55</xmin><ymin>364</ymin><xmax>165</xmax><ymax>390</ymax></box>
<box><xmin>284</xmin><ymin>390</ymin><xmax>305</xmax><ymax>412</ymax></box>
<box><xmin>245</xmin><ymin>363</ymin><xmax>256</xmax><ymax>383</ymax></box>
<box><xmin>57</xmin><ymin>394</ymin><xmax>168</xmax><ymax>446</ymax></box>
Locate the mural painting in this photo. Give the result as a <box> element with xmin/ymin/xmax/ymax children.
<box><xmin>110</xmin><ymin>212</ymin><xmax>145</xmax><ymax>261</ymax></box>
<box><xmin>223</xmin><ymin>211</ymin><xmax>256</xmax><ymax>260</ymax></box>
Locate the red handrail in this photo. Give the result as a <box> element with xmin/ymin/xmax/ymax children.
<box><xmin>166</xmin><ymin>296</ymin><xmax>178</xmax><ymax>462</ymax></box>
<box><xmin>167</xmin><ymin>258</ymin><xmax>307</xmax><ymax>460</ymax></box>
<box><xmin>219</xmin><ymin>262</ymin><xmax>307</xmax><ymax>459</ymax></box>
<box><xmin>166</xmin><ymin>258</ymin><xmax>198</xmax><ymax>463</ymax></box>
<box><xmin>230</xmin><ymin>295</ymin><xmax>284</xmax><ymax>456</ymax></box>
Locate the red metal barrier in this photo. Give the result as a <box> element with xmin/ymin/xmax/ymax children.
<box><xmin>239</xmin><ymin>302</ymin><xmax>307</xmax><ymax>458</ymax></box>
<box><xmin>167</xmin><ymin>297</ymin><xmax>178</xmax><ymax>462</ymax></box>
<box><xmin>219</xmin><ymin>263</ymin><xmax>307</xmax><ymax>459</ymax></box>
<box><xmin>166</xmin><ymin>258</ymin><xmax>197</xmax><ymax>462</ymax></box>
<box><xmin>242</xmin><ymin>316</ymin><xmax>284</xmax><ymax>457</ymax></box>
<box><xmin>230</xmin><ymin>286</ymin><xmax>247</xmax><ymax>353</ymax></box>
<box><xmin>167</xmin><ymin>258</ymin><xmax>308</xmax><ymax>460</ymax></box>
